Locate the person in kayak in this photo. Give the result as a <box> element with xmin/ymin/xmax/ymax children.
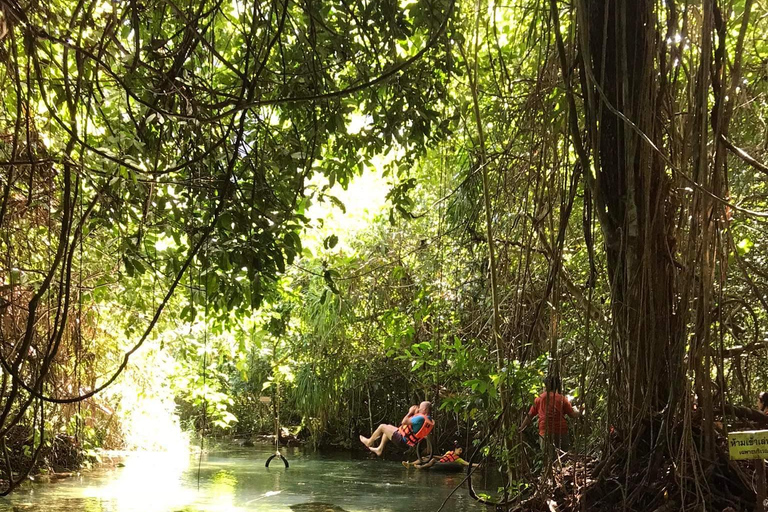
<box><xmin>402</xmin><ymin>446</ymin><xmax>471</xmax><ymax>469</ymax></box>
<box><xmin>359</xmin><ymin>401</ymin><xmax>434</xmax><ymax>456</ymax></box>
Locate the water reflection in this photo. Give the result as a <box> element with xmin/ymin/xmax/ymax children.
<box><xmin>0</xmin><ymin>447</ymin><xmax>492</xmax><ymax>512</ymax></box>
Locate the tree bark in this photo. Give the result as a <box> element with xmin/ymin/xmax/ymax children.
<box><xmin>580</xmin><ymin>0</ymin><xmax>679</xmax><ymax>426</ymax></box>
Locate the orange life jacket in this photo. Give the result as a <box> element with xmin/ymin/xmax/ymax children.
<box><xmin>439</xmin><ymin>451</ymin><xmax>458</xmax><ymax>463</ymax></box>
<box><xmin>397</xmin><ymin>414</ymin><xmax>434</xmax><ymax>446</ymax></box>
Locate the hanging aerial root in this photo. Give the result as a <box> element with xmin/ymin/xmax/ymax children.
<box><xmin>534</xmin><ymin>420</ymin><xmax>763</xmax><ymax>512</ymax></box>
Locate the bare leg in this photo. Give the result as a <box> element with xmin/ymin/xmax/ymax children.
<box><xmin>412</xmin><ymin>456</ymin><xmax>439</xmax><ymax>469</ymax></box>
<box><xmin>413</xmin><ymin>457</ymin><xmax>440</xmax><ymax>469</ymax></box>
<box><xmin>370</xmin><ymin>425</ymin><xmax>398</xmax><ymax>456</ymax></box>
<box><xmin>402</xmin><ymin>456</ymin><xmax>432</xmax><ymax>468</ymax></box>
<box><xmin>360</xmin><ymin>424</ymin><xmax>389</xmax><ymax>447</ymax></box>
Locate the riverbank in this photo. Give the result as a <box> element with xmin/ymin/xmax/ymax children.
<box><xmin>0</xmin><ymin>429</ymin><xmax>100</xmax><ymax>489</ymax></box>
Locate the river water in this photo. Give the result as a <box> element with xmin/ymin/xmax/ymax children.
<box><xmin>0</xmin><ymin>446</ymin><xmax>495</xmax><ymax>512</ymax></box>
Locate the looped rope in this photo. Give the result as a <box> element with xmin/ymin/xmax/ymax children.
<box><xmin>265</xmin><ymin>357</ymin><xmax>288</xmax><ymax>469</ymax></box>
<box><xmin>265</xmin><ymin>453</ymin><xmax>289</xmax><ymax>469</ymax></box>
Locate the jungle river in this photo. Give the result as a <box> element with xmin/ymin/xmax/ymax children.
<box><xmin>0</xmin><ymin>446</ymin><xmax>496</xmax><ymax>512</ymax></box>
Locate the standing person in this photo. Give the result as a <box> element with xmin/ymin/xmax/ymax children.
<box><xmin>519</xmin><ymin>376</ymin><xmax>579</xmax><ymax>453</ymax></box>
<box><xmin>360</xmin><ymin>401</ymin><xmax>434</xmax><ymax>457</ymax></box>
<box><xmin>759</xmin><ymin>392</ymin><xmax>768</xmax><ymax>414</ymax></box>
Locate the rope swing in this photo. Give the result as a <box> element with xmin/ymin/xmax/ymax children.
<box><xmin>462</xmin><ymin>0</ymin><xmax>516</xmax><ymax>506</ymax></box>
<box><xmin>265</xmin><ymin>342</ymin><xmax>289</xmax><ymax>469</ymax></box>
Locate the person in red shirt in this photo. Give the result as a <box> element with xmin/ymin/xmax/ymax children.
<box><xmin>519</xmin><ymin>375</ymin><xmax>580</xmax><ymax>453</ymax></box>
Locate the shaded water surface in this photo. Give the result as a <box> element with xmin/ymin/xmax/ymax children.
<box><xmin>0</xmin><ymin>447</ymin><xmax>493</xmax><ymax>511</ymax></box>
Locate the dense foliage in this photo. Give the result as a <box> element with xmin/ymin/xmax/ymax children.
<box><xmin>2</xmin><ymin>0</ymin><xmax>768</xmax><ymax>509</ymax></box>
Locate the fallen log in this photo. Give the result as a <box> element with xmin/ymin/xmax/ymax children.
<box><xmin>722</xmin><ymin>340</ymin><xmax>768</xmax><ymax>358</ymax></box>
<box><xmin>723</xmin><ymin>404</ymin><xmax>768</xmax><ymax>426</ymax></box>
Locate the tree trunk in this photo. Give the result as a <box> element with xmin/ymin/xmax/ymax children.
<box><xmin>581</xmin><ymin>0</ymin><xmax>679</xmax><ymax>428</ymax></box>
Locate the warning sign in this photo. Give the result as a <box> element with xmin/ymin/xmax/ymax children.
<box><xmin>728</xmin><ymin>430</ymin><xmax>768</xmax><ymax>460</ymax></box>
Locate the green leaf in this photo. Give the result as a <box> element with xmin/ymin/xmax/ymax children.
<box><xmin>325</xmin><ymin>234</ymin><xmax>339</xmax><ymax>249</ymax></box>
<box><xmin>737</xmin><ymin>238</ymin><xmax>753</xmax><ymax>255</ymax></box>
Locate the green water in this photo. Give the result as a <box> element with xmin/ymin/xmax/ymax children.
<box><xmin>0</xmin><ymin>446</ymin><xmax>495</xmax><ymax>511</ymax></box>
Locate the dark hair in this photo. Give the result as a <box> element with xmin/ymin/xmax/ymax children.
<box><xmin>760</xmin><ymin>392</ymin><xmax>768</xmax><ymax>410</ymax></box>
<box><xmin>545</xmin><ymin>375</ymin><xmax>562</xmax><ymax>393</ymax></box>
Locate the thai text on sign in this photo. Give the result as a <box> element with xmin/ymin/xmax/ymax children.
<box><xmin>728</xmin><ymin>430</ymin><xmax>768</xmax><ymax>460</ymax></box>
